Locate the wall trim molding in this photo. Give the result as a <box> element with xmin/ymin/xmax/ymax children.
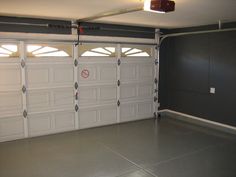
<box><xmin>159</xmin><ymin>109</ymin><xmax>236</xmax><ymax>135</ymax></box>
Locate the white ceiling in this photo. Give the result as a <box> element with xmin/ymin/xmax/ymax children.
<box><xmin>0</xmin><ymin>0</ymin><xmax>236</xmax><ymax>28</ymax></box>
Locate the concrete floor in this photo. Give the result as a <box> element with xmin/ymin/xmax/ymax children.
<box><xmin>0</xmin><ymin>116</ymin><xmax>236</xmax><ymax>177</ymax></box>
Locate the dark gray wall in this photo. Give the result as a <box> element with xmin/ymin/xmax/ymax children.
<box><xmin>159</xmin><ymin>31</ymin><xmax>236</xmax><ymax>126</ymax></box>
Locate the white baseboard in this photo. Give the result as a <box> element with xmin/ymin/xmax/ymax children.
<box><xmin>158</xmin><ymin>109</ymin><xmax>236</xmax><ymax>135</ymax></box>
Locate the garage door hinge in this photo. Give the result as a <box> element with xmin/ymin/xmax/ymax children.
<box><xmin>23</xmin><ymin>110</ymin><xmax>27</xmax><ymax>118</ymax></box>
<box><xmin>154</xmin><ymin>112</ymin><xmax>157</xmax><ymax>118</ymax></box>
<box><xmin>75</xmin><ymin>92</ymin><xmax>78</xmax><ymax>100</ymax></box>
<box><xmin>75</xmin><ymin>104</ymin><xmax>79</xmax><ymax>112</ymax></box>
<box><xmin>117</xmin><ymin>100</ymin><xmax>120</xmax><ymax>107</ymax></box>
<box><xmin>74</xmin><ymin>82</ymin><xmax>78</xmax><ymax>89</ymax></box>
<box><xmin>22</xmin><ymin>85</ymin><xmax>26</xmax><ymax>93</ymax></box>
<box><xmin>154</xmin><ymin>78</ymin><xmax>158</xmax><ymax>84</ymax></box>
<box><xmin>155</xmin><ymin>89</ymin><xmax>158</xmax><ymax>93</ymax></box>
<box><xmin>155</xmin><ymin>45</ymin><xmax>160</xmax><ymax>50</ymax></box>
<box><xmin>155</xmin><ymin>59</ymin><xmax>159</xmax><ymax>65</ymax></box>
<box><xmin>21</xmin><ymin>60</ymin><xmax>25</xmax><ymax>68</ymax></box>
<box><xmin>117</xmin><ymin>59</ymin><xmax>121</xmax><ymax>66</ymax></box>
<box><xmin>154</xmin><ymin>96</ymin><xmax>158</xmax><ymax>102</ymax></box>
<box><xmin>74</xmin><ymin>59</ymin><xmax>78</xmax><ymax>67</ymax></box>
<box><xmin>117</xmin><ymin>80</ymin><xmax>120</xmax><ymax>87</ymax></box>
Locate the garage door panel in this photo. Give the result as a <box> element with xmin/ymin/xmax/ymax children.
<box><xmin>54</xmin><ymin>112</ymin><xmax>75</xmax><ymax>131</ymax></box>
<box><xmin>79</xmin><ymin>105</ymin><xmax>117</xmax><ymax>128</ymax></box>
<box><xmin>79</xmin><ymin>87</ymin><xmax>97</xmax><ymax>105</ymax></box>
<box><xmin>79</xmin><ymin>86</ymin><xmax>117</xmax><ymax>105</ymax></box>
<box><xmin>0</xmin><ymin>116</ymin><xmax>24</xmax><ymax>141</ymax></box>
<box><xmin>120</xmin><ymin>85</ymin><xmax>136</xmax><ymax>99</ymax></box>
<box><xmin>100</xmin><ymin>86</ymin><xmax>117</xmax><ymax>102</ymax></box>
<box><xmin>137</xmin><ymin>101</ymin><xmax>153</xmax><ymax>118</ymax></box>
<box><xmin>99</xmin><ymin>107</ymin><xmax>117</xmax><ymax>125</ymax></box>
<box><xmin>138</xmin><ymin>64</ymin><xmax>153</xmax><ymax>81</ymax></box>
<box><xmin>27</xmin><ymin>66</ymin><xmax>50</xmax><ymax>86</ymax></box>
<box><xmin>120</xmin><ymin>64</ymin><xmax>137</xmax><ymax>82</ymax></box>
<box><xmin>53</xmin><ymin>66</ymin><xmax>73</xmax><ymax>84</ymax></box>
<box><xmin>27</xmin><ymin>65</ymin><xmax>73</xmax><ymax>87</ymax></box>
<box><xmin>28</xmin><ymin>114</ymin><xmax>52</xmax><ymax>136</ymax></box>
<box><xmin>138</xmin><ymin>85</ymin><xmax>153</xmax><ymax>98</ymax></box>
<box><xmin>121</xmin><ymin>84</ymin><xmax>153</xmax><ymax>101</ymax></box>
<box><xmin>53</xmin><ymin>88</ymin><xmax>74</xmax><ymax>107</ymax></box>
<box><xmin>28</xmin><ymin>110</ymin><xmax>75</xmax><ymax>137</ymax></box>
<box><xmin>27</xmin><ymin>90</ymin><xmax>50</xmax><ymax>112</ymax></box>
<box><xmin>0</xmin><ymin>91</ymin><xmax>22</xmax><ymax>116</ymax></box>
<box><xmin>79</xmin><ymin>109</ymin><xmax>97</xmax><ymax>129</ymax></box>
<box><xmin>120</xmin><ymin>103</ymin><xmax>136</xmax><ymax>122</ymax></box>
<box><xmin>0</xmin><ymin>65</ymin><xmax>21</xmax><ymax>90</ymax></box>
<box><xmin>28</xmin><ymin>88</ymin><xmax>74</xmax><ymax>112</ymax></box>
<box><xmin>100</xmin><ymin>65</ymin><xmax>117</xmax><ymax>82</ymax></box>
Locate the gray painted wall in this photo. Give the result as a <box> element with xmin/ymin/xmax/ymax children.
<box><xmin>159</xmin><ymin>30</ymin><xmax>236</xmax><ymax>126</ymax></box>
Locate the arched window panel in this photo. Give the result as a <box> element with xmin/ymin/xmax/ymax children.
<box><xmin>79</xmin><ymin>44</ymin><xmax>153</xmax><ymax>58</ymax></box>
<box><xmin>121</xmin><ymin>45</ymin><xmax>153</xmax><ymax>58</ymax></box>
<box><xmin>26</xmin><ymin>43</ymin><xmax>72</xmax><ymax>58</ymax></box>
<box><xmin>0</xmin><ymin>43</ymin><xmax>20</xmax><ymax>58</ymax></box>
<box><xmin>79</xmin><ymin>44</ymin><xmax>117</xmax><ymax>57</ymax></box>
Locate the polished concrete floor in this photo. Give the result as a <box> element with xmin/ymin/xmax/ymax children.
<box><xmin>0</xmin><ymin>116</ymin><xmax>236</xmax><ymax>177</ymax></box>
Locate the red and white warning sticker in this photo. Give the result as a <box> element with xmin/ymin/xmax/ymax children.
<box><xmin>81</xmin><ymin>69</ymin><xmax>90</xmax><ymax>79</ymax></box>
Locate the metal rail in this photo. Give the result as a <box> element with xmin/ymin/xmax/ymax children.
<box><xmin>78</xmin><ymin>6</ymin><xmax>143</xmax><ymax>22</ymax></box>
<box><xmin>160</xmin><ymin>27</ymin><xmax>236</xmax><ymax>45</ymax></box>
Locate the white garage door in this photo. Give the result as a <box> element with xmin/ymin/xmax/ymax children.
<box><xmin>78</xmin><ymin>44</ymin><xmax>118</xmax><ymax>128</ymax></box>
<box><xmin>0</xmin><ymin>40</ymin><xmax>157</xmax><ymax>142</ymax></box>
<box><xmin>0</xmin><ymin>42</ymin><xmax>25</xmax><ymax>142</ymax></box>
<box><xmin>119</xmin><ymin>45</ymin><xmax>154</xmax><ymax>122</ymax></box>
<box><xmin>25</xmin><ymin>43</ymin><xmax>76</xmax><ymax>137</ymax></box>
<box><xmin>78</xmin><ymin>44</ymin><xmax>155</xmax><ymax>128</ymax></box>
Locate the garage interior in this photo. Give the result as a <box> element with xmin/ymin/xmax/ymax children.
<box><xmin>0</xmin><ymin>0</ymin><xmax>236</xmax><ymax>177</ymax></box>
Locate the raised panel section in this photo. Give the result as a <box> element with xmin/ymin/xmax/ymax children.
<box><xmin>100</xmin><ymin>66</ymin><xmax>117</xmax><ymax>82</ymax></box>
<box><xmin>27</xmin><ymin>66</ymin><xmax>50</xmax><ymax>87</ymax></box>
<box><xmin>100</xmin><ymin>86</ymin><xmax>117</xmax><ymax>102</ymax></box>
<box><xmin>0</xmin><ymin>116</ymin><xmax>24</xmax><ymax>142</ymax></box>
<box><xmin>137</xmin><ymin>101</ymin><xmax>153</xmax><ymax>118</ymax></box>
<box><xmin>27</xmin><ymin>90</ymin><xmax>50</xmax><ymax>112</ymax></box>
<box><xmin>53</xmin><ymin>88</ymin><xmax>74</xmax><ymax>107</ymax></box>
<box><xmin>79</xmin><ymin>109</ymin><xmax>97</xmax><ymax>129</ymax></box>
<box><xmin>79</xmin><ymin>87</ymin><xmax>97</xmax><ymax>105</ymax></box>
<box><xmin>54</xmin><ymin>112</ymin><xmax>75</xmax><ymax>131</ymax></box>
<box><xmin>0</xmin><ymin>65</ymin><xmax>21</xmax><ymax>90</ymax></box>
<box><xmin>99</xmin><ymin>107</ymin><xmax>117</xmax><ymax>125</ymax></box>
<box><xmin>54</xmin><ymin>66</ymin><xmax>73</xmax><ymax>84</ymax></box>
<box><xmin>120</xmin><ymin>85</ymin><xmax>136</xmax><ymax>99</ymax></box>
<box><xmin>27</xmin><ymin>88</ymin><xmax>74</xmax><ymax>112</ymax></box>
<box><xmin>120</xmin><ymin>64</ymin><xmax>136</xmax><ymax>82</ymax></box>
<box><xmin>138</xmin><ymin>85</ymin><xmax>153</xmax><ymax>98</ymax></box>
<box><xmin>139</xmin><ymin>64</ymin><xmax>153</xmax><ymax>81</ymax></box>
<box><xmin>28</xmin><ymin>114</ymin><xmax>52</xmax><ymax>136</ymax></box>
<box><xmin>120</xmin><ymin>103</ymin><xmax>136</xmax><ymax>122</ymax></box>
<box><xmin>27</xmin><ymin>64</ymin><xmax>73</xmax><ymax>87</ymax></box>
<box><xmin>0</xmin><ymin>92</ymin><xmax>22</xmax><ymax>116</ymax></box>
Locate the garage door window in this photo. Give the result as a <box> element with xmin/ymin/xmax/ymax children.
<box><xmin>121</xmin><ymin>45</ymin><xmax>152</xmax><ymax>57</ymax></box>
<box><xmin>26</xmin><ymin>44</ymin><xmax>72</xmax><ymax>57</ymax></box>
<box><xmin>79</xmin><ymin>44</ymin><xmax>152</xmax><ymax>57</ymax></box>
<box><xmin>79</xmin><ymin>44</ymin><xmax>116</xmax><ymax>57</ymax></box>
<box><xmin>0</xmin><ymin>44</ymin><xmax>19</xmax><ymax>57</ymax></box>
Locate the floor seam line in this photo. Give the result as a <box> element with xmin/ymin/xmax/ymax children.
<box><xmin>150</xmin><ymin>142</ymin><xmax>230</xmax><ymax>168</ymax></box>
<box><xmin>98</xmin><ymin>142</ymin><xmax>158</xmax><ymax>177</ymax></box>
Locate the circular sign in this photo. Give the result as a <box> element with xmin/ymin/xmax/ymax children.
<box><xmin>81</xmin><ymin>69</ymin><xmax>90</xmax><ymax>79</ymax></box>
